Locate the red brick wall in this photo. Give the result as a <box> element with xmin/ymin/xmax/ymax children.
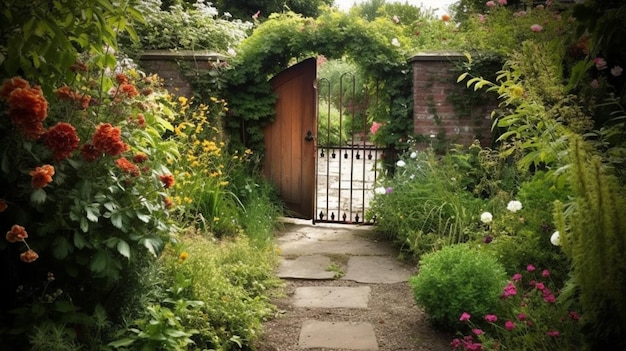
<box><xmin>410</xmin><ymin>53</ymin><xmax>495</xmax><ymax>149</ymax></box>
<box><xmin>139</xmin><ymin>50</ymin><xmax>225</xmax><ymax>98</ymax></box>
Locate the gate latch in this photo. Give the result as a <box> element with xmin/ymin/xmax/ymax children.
<box><xmin>305</xmin><ymin>130</ymin><xmax>314</xmax><ymax>141</ymax></box>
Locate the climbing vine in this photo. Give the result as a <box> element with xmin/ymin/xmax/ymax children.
<box><xmin>215</xmin><ymin>11</ymin><xmax>414</xmax><ymax>154</ymax></box>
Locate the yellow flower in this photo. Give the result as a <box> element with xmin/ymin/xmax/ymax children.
<box><xmin>220</xmin><ymin>181</ymin><xmax>229</xmax><ymax>186</ymax></box>
<box><xmin>510</xmin><ymin>85</ymin><xmax>524</xmax><ymax>99</ymax></box>
<box><xmin>179</xmin><ymin>251</ymin><xmax>189</xmax><ymax>262</ymax></box>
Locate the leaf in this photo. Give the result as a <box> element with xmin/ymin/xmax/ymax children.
<box><xmin>90</xmin><ymin>251</ymin><xmax>108</xmax><ymax>273</ymax></box>
<box><xmin>141</xmin><ymin>237</ymin><xmax>163</xmax><ymax>257</ymax></box>
<box><xmin>117</xmin><ymin>240</ymin><xmax>131</xmax><ymax>260</ymax></box>
<box><xmin>30</xmin><ymin>188</ymin><xmax>47</xmax><ymax>204</ymax></box>
<box><xmin>52</xmin><ymin>237</ymin><xmax>71</xmax><ymax>259</ymax></box>
<box><xmin>85</xmin><ymin>205</ymin><xmax>100</xmax><ymax>222</ymax></box>
<box><xmin>111</xmin><ymin>212</ymin><xmax>123</xmax><ymax>229</ymax></box>
<box><xmin>108</xmin><ymin>338</ymin><xmax>136</xmax><ymax>348</ymax></box>
<box><xmin>136</xmin><ymin>212</ymin><xmax>151</xmax><ymax>223</ymax></box>
<box><xmin>456</xmin><ymin>72</ymin><xmax>468</xmax><ymax>83</ymax></box>
<box><xmin>73</xmin><ymin>232</ymin><xmax>88</xmax><ymax>249</ymax></box>
<box><xmin>80</xmin><ymin>217</ymin><xmax>89</xmax><ymax>233</ymax></box>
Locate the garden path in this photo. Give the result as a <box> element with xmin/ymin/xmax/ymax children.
<box><xmin>255</xmin><ymin>219</ymin><xmax>452</xmax><ymax>351</ymax></box>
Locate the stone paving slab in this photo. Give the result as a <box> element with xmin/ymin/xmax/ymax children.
<box><xmin>343</xmin><ymin>256</ymin><xmax>413</xmax><ymax>284</ymax></box>
<box><xmin>293</xmin><ymin>286</ymin><xmax>371</xmax><ymax>309</ymax></box>
<box><xmin>299</xmin><ymin>320</ymin><xmax>379</xmax><ymax>350</ymax></box>
<box><xmin>277</xmin><ymin>255</ymin><xmax>336</xmax><ymax>280</ymax></box>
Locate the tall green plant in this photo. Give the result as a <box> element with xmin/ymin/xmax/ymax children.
<box><xmin>554</xmin><ymin>134</ymin><xmax>626</xmax><ymax>350</ymax></box>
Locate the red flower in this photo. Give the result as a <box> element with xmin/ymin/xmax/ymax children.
<box><xmin>92</xmin><ymin>123</ymin><xmax>128</xmax><ymax>156</ymax></box>
<box><xmin>442</xmin><ymin>14</ymin><xmax>451</xmax><ymax>22</ymax></box>
<box><xmin>55</xmin><ymin>86</ymin><xmax>91</xmax><ymax>109</ymax></box>
<box><xmin>6</xmin><ymin>224</ymin><xmax>28</xmax><ymax>243</ymax></box>
<box><xmin>7</xmin><ymin>85</ymin><xmax>48</xmax><ymax>140</ymax></box>
<box><xmin>118</xmin><ymin>83</ymin><xmax>138</xmax><ymax>98</ymax></box>
<box><xmin>159</xmin><ymin>174</ymin><xmax>175</xmax><ymax>189</ymax></box>
<box><xmin>30</xmin><ymin>164</ymin><xmax>55</xmax><ymax>188</ymax></box>
<box><xmin>20</xmin><ymin>249</ymin><xmax>39</xmax><ymax>263</ymax></box>
<box><xmin>115</xmin><ymin>157</ymin><xmax>140</xmax><ymax>177</ymax></box>
<box><xmin>0</xmin><ymin>199</ymin><xmax>7</xmax><ymax>212</ymax></box>
<box><xmin>133</xmin><ymin>152</ymin><xmax>149</xmax><ymax>163</ymax></box>
<box><xmin>44</xmin><ymin>122</ymin><xmax>80</xmax><ymax>160</ymax></box>
<box><xmin>81</xmin><ymin>143</ymin><xmax>101</xmax><ymax>161</ymax></box>
<box><xmin>115</xmin><ymin>73</ymin><xmax>129</xmax><ymax>84</ymax></box>
<box><xmin>0</xmin><ymin>77</ymin><xmax>30</xmax><ymax>101</ymax></box>
<box><xmin>136</xmin><ymin>113</ymin><xmax>146</xmax><ymax>128</ymax></box>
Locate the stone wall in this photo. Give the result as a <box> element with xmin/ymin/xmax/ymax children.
<box><xmin>409</xmin><ymin>52</ymin><xmax>495</xmax><ymax>149</ymax></box>
<box><xmin>139</xmin><ymin>50</ymin><xmax>225</xmax><ymax>98</ymax></box>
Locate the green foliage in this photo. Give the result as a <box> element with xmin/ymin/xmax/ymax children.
<box><xmin>368</xmin><ymin>148</ymin><xmax>487</xmax><ymax>257</ymax></box>
<box><xmin>409</xmin><ymin>244</ymin><xmax>507</xmax><ymax>331</ymax></box>
<box><xmin>554</xmin><ymin>134</ymin><xmax>626</xmax><ymax>350</ymax></box>
<box><xmin>0</xmin><ymin>0</ymin><xmax>142</xmax><ymax>92</ymax></box>
<box><xmin>119</xmin><ymin>0</ymin><xmax>252</xmax><ymax>56</ymax></box>
<box><xmin>215</xmin><ymin>0</ymin><xmax>333</xmax><ymax>20</ymax></box>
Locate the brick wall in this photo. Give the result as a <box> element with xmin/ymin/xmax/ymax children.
<box><xmin>410</xmin><ymin>52</ymin><xmax>495</xmax><ymax>149</ymax></box>
<box><xmin>139</xmin><ymin>50</ymin><xmax>225</xmax><ymax>98</ymax></box>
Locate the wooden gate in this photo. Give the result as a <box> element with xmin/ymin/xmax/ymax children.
<box><xmin>264</xmin><ymin>58</ymin><xmax>317</xmax><ymax>219</ymax></box>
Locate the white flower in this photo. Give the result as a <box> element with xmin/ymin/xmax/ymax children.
<box><xmin>391</xmin><ymin>38</ymin><xmax>400</xmax><ymax>47</ymax></box>
<box><xmin>507</xmin><ymin>200</ymin><xmax>522</xmax><ymax>213</ymax></box>
<box><xmin>227</xmin><ymin>48</ymin><xmax>237</xmax><ymax>56</ymax></box>
<box><xmin>410</xmin><ymin>152</ymin><xmax>417</xmax><ymax>159</ymax></box>
<box><xmin>396</xmin><ymin>160</ymin><xmax>406</xmax><ymax>167</ymax></box>
<box><xmin>480</xmin><ymin>212</ymin><xmax>493</xmax><ymax>224</ymax></box>
<box><xmin>550</xmin><ymin>231</ymin><xmax>561</xmax><ymax>246</ymax></box>
<box><xmin>611</xmin><ymin>65</ymin><xmax>623</xmax><ymax>77</ymax></box>
<box><xmin>374</xmin><ymin>187</ymin><xmax>387</xmax><ymax>195</ymax></box>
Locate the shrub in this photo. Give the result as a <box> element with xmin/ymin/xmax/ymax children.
<box><xmin>409</xmin><ymin>244</ymin><xmax>507</xmax><ymax>331</ymax></box>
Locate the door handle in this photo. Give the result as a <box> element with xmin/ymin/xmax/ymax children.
<box><xmin>305</xmin><ymin>130</ymin><xmax>314</xmax><ymax>141</ymax></box>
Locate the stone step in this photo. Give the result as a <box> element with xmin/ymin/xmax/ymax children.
<box><xmin>293</xmin><ymin>286</ymin><xmax>371</xmax><ymax>309</ymax></box>
<box><xmin>299</xmin><ymin>320</ymin><xmax>379</xmax><ymax>350</ymax></box>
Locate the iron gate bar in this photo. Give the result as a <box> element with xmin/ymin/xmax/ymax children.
<box><xmin>315</xmin><ymin>73</ymin><xmax>384</xmax><ymax>224</ymax></box>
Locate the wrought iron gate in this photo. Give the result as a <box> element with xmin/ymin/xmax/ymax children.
<box><xmin>315</xmin><ymin>73</ymin><xmax>387</xmax><ymax>224</ymax></box>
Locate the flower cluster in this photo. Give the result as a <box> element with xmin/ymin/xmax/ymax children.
<box><xmin>5</xmin><ymin>224</ymin><xmax>39</xmax><ymax>263</ymax></box>
<box><xmin>452</xmin><ymin>266</ymin><xmax>581</xmax><ymax>350</ymax></box>
<box><xmin>0</xmin><ymin>77</ymin><xmax>48</xmax><ymax>140</ymax></box>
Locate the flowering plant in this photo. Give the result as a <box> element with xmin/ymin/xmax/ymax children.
<box><xmin>0</xmin><ymin>58</ymin><xmax>183</xmax><ymax>342</ymax></box>
<box><xmin>452</xmin><ymin>265</ymin><xmax>581</xmax><ymax>350</ymax></box>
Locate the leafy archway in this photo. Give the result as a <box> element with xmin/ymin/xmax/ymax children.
<box><xmin>219</xmin><ymin>11</ymin><xmax>415</xmax><ymax>154</ymax></box>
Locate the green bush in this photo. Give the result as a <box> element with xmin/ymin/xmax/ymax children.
<box><xmin>409</xmin><ymin>244</ymin><xmax>507</xmax><ymax>331</ymax></box>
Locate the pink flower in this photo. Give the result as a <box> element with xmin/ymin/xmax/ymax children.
<box><xmin>543</xmin><ymin>293</ymin><xmax>556</xmax><ymax>303</ymax></box>
<box><xmin>486</xmin><ymin>1</ymin><xmax>496</xmax><ymax>7</ymax></box>
<box><xmin>498</xmin><ymin>0</ymin><xmax>507</xmax><ymax>4</ymax></box>
<box><xmin>535</xmin><ymin>282</ymin><xmax>545</xmax><ymax>290</ymax></box>
<box><xmin>514</xmin><ymin>10</ymin><xmax>527</xmax><ymax>16</ymax></box>
<box><xmin>512</xmin><ymin>273</ymin><xmax>522</xmax><ymax>281</ymax></box>
<box><xmin>591</xmin><ymin>79</ymin><xmax>599</xmax><ymax>89</ymax></box>
<box><xmin>472</xmin><ymin>328</ymin><xmax>484</xmax><ymax>335</ymax></box>
<box><xmin>546</xmin><ymin>330</ymin><xmax>560</xmax><ymax>337</ymax></box>
<box><xmin>451</xmin><ymin>338</ymin><xmax>462</xmax><ymax>348</ymax></box>
<box><xmin>594</xmin><ymin>57</ymin><xmax>607</xmax><ymax>70</ymax></box>
<box><xmin>611</xmin><ymin>65</ymin><xmax>623</xmax><ymax>77</ymax></box>
<box><xmin>392</xmin><ymin>15</ymin><xmax>400</xmax><ymax>23</ymax></box>
<box><xmin>478</xmin><ymin>14</ymin><xmax>486</xmax><ymax>23</ymax></box>
<box><xmin>485</xmin><ymin>314</ymin><xmax>498</xmax><ymax>322</ymax></box>
<box><xmin>517</xmin><ymin>313</ymin><xmax>526</xmax><ymax>321</ymax></box>
<box><xmin>542</xmin><ymin>269</ymin><xmax>550</xmax><ymax>277</ymax></box>
<box><xmin>503</xmin><ymin>282</ymin><xmax>517</xmax><ymax>298</ymax></box>
<box><xmin>370</xmin><ymin>122</ymin><xmax>382</xmax><ymax>134</ymax></box>
<box><xmin>530</xmin><ymin>24</ymin><xmax>543</xmax><ymax>32</ymax></box>
<box><xmin>569</xmin><ymin>311</ymin><xmax>581</xmax><ymax>321</ymax></box>
<box><xmin>527</xmin><ymin>264</ymin><xmax>535</xmax><ymax>272</ymax></box>
<box><xmin>460</xmin><ymin>312</ymin><xmax>471</xmax><ymax>321</ymax></box>
<box><xmin>505</xmin><ymin>320</ymin><xmax>516</xmax><ymax>330</ymax></box>
<box><xmin>252</xmin><ymin>10</ymin><xmax>260</xmax><ymax>20</ymax></box>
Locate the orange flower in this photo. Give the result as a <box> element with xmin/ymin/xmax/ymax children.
<box><xmin>55</xmin><ymin>86</ymin><xmax>91</xmax><ymax>109</ymax></box>
<box><xmin>0</xmin><ymin>77</ymin><xmax>30</xmax><ymax>101</ymax></box>
<box><xmin>159</xmin><ymin>174</ymin><xmax>175</xmax><ymax>189</ymax></box>
<box><xmin>163</xmin><ymin>197</ymin><xmax>173</xmax><ymax>209</ymax></box>
<box><xmin>44</xmin><ymin>122</ymin><xmax>80</xmax><ymax>160</ymax></box>
<box><xmin>133</xmin><ymin>152</ymin><xmax>149</xmax><ymax>163</ymax></box>
<box><xmin>81</xmin><ymin>143</ymin><xmax>101</xmax><ymax>161</ymax></box>
<box><xmin>118</xmin><ymin>83</ymin><xmax>138</xmax><ymax>98</ymax></box>
<box><xmin>20</xmin><ymin>249</ymin><xmax>39</xmax><ymax>263</ymax></box>
<box><xmin>178</xmin><ymin>251</ymin><xmax>189</xmax><ymax>262</ymax></box>
<box><xmin>115</xmin><ymin>73</ymin><xmax>129</xmax><ymax>84</ymax></box>
<box><xmin>136</xmin><ymin>114</ymin><xmax>146</xmax><ymax>128</ymax></box>
<box><xmin>7</xmin><ymin>86</ymin><xmax>48</xmax><ymax>140</ymax></box>
<box><xmin>30</xmin><ymin>164</ymin><xmax>55</xmax><ymax>188</ymax></box>
<box><xmin>6</xmin><ymin>224</ymin><xmax>28</xmax><ymax>243</ymax></box>
<box><xmin>115</xmin><ymin>157</ymin><xmax>140</xmax><ymax>177</ymax></box>
<box><xmin>0</xmin><ymin>199</ymin><xmax>7</xmax><ymax>212</ymax></box>
<box><xmin>92</xmin><ymin>123</ymin><xmax>128</xmax><ymax>156</ymax></box>
<box><xmin>442</xmin><ymin>14</ymin><xmax>451</xmax><ymax>22</ymax></box>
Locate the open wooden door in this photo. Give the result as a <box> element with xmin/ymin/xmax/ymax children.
<box><xmin>264</xmin><ymin>58</ymin><xmax>317</xmax><ymax>219</ymax></box>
